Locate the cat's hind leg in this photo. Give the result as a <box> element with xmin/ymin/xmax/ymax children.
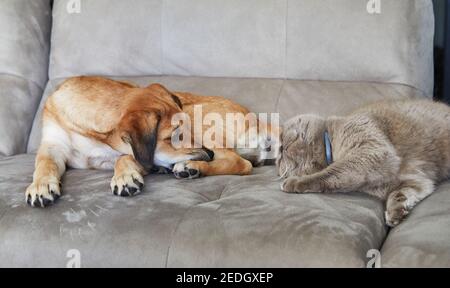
<box><xmin>385</xmin><ymin>175</ymin><xmax>434</xmax><ymax>227</ymax></box>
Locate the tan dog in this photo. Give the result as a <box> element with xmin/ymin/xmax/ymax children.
<box><xmin>26</xmin><ymin>76</ymin><xmax>279</xmax><ymax>207</ymax></box>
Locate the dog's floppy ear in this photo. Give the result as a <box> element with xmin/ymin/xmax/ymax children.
<box><xmin>170</xmin><ymin>93</ymin><xmax>183</xmax><ymax>109</ymax></box>
<box><xmin>120</xmin><ymin>111</ymin><xmax>160</xmax><ymax>171</ymax></box>
<box><xmin>148</xmin><ymin>83</ymin><xmax>183</xmax><ymax>109</ymax></box>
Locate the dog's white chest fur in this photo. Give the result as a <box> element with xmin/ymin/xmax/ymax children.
<box><xmin>42</xmin><ymin>121</ymin><xmax>122</xmax><ymax>170</ymax></box>
<box><xmin>68</xmin><ymin>133</ymin><xmax>121</xmax><ymax>170</ymax></box>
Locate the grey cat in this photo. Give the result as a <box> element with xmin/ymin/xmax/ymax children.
<box><xmin>277</xmin><ymin>99</ymin><xmax>450</xmax><ymax>227</ymax></box>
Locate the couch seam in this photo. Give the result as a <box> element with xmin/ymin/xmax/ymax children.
<box><xmin>378</xmin><ymin>228</ymin><xmax>390</xmax><ymax>256</ymax></box>
<box><xmin>160</xmin><ymin>0</ymin><xmax>165</xmax><ymax>75</ymax></box>
<box><xmin>0</xmin><ymin>207</ymin><xmax>9</xmax><ymax>227</ymax></box>
<box><xmin>274</xmin><ymin>79</ymin><xmax>285</xmax><ymax>114</ymax></box>
<box><xmin>164</xmin><ymin>182</ymin><xmax>229</xmax><ymax>267</ymax></box>
<box><xmin>284</xmin><ymin>77</ymin><xmax>429</xmax><ymax>98</ymax></box>
<box><xmin>284</xmin><ymin>0</ymin><xmax>288</xmax><ymax>80</ymax></box>
<box><xmin>46</xmin><ymin>75</ymin><xmax>428</xmax><ymax>98</ymax></box>
<box><xmin>216</xmin><ymin>180</ymin><xmax>231</xmax><ymax>201</ymax></box>
<box><xmin>0</xmin><ymin>73</ymin><xmax>45</xmax><ymax>156</ymax></box>
<box><xmin>164</xmin><ymin>203</ymin><xmax>199</xmax><ymax>268</ymax></box>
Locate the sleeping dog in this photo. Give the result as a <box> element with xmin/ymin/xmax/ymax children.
<box><xmin>26</xmin><ymin>76</ymin><xmax>279</xmax><ymax>207</ymax></box>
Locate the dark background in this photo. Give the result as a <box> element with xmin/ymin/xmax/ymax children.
<box><xmin>433</xmin><ymin>0</ymin><xmax>448</xmax><ymax>101</ymax></box>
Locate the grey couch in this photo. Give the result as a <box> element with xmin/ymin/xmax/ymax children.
<box><xmin>0</xmin><ymin>0</ymin><xmax>448</xmax><ymax>268</ymax></box>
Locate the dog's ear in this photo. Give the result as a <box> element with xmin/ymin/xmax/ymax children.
<box><xmin>120</xmin><ymin>111</ymin><xmax>160</xmax><ymax>171</ymax></box>
<box><xmin>170</xmin><ymin>93</ymin><xmax>183</xmax><ymax>109</ymax></box>
<box><xmin>148</xmin><ymin>83</ymin><xmax>183</xmax><ymax>109</ymax></box>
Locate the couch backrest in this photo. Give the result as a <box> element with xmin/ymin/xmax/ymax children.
<box><xmin>0</xmin><ymin>0</ymin><xmax>51</xmax><ymax>156</ymax></box>
<box><xmin>50</xmin><ymin>0</ymin><xmax>434</xmax><ymax>95</ymax></box>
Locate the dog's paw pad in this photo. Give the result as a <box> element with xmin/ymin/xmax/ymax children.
<box><xmin>173</xmin><ymin>162</ymin><xmax>201</xmax><ymax>179</ymax></box>
<box><xmin>25</xmin><ymin>177</ymin><xmax>61</xmax><ymax>208</ymax></box>
<box><xmin>113</xmin><ymin>184</ymin><xmax>139</xmax><ymax>197</ymax></box>
<box><xmin>110</xmin><ymin>171</ymin><xmax>144</xmax><ymax>197</ymax></box>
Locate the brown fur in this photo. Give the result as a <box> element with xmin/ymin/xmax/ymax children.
<box><xmin>26</xmin><ymin>76</ymin><xmax>277</xmax><ymax>207</ymax></box>
<box><xmin>277</xmin><ymin>99</ymin><xmax>450</xmax><ymax>227</ymax></box>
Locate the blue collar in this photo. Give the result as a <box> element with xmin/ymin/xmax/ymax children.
<box><xmin>324</xmin><ymin>131</ymin><xmax>333</xmax><ymax>166</ymax></box>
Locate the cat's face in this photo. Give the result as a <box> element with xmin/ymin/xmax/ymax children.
<box><xmin>277</xmin><ymin>115</ymin><xmax>328</xmax><ymax>178</ymax></box>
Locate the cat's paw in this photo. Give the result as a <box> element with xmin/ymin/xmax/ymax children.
<box><xmin>385</xmin><ymin>192</ymin><xmax>409</xmax><ymax>227</ymax></box>
<box><xmin>281</xmin><ymin>176</ymin><xmax>321</xmax><ymax>194</ymax></box>
<box><xmin>385</xmin><ymin>208</ymin><xmax>409</xmax><ymax>227</ymax></box>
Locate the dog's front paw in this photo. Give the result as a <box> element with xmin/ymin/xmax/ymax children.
<box><xmin>281</xmin><ymin>176</ymin><xmax>321</xmax><ymax>194</ymax></box>
<box><xmin>173</xmin><ymin>161</ymin><xmax>202</xmax><ymax>179</ymax></box>
<box><xmin>25</xmin><ymin>176</ymin><xmax>61</xmax><ymax>208</ymax></box>
<box><xmin>110</xmin><ymin>171</ymin><xmax>144</xmax><ymax>197</ymax></box>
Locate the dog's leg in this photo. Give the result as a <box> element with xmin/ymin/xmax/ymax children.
<box><xmin>26</xmin><ymin>143</ymin><xmax>67</xmax><ymax>207</ymax></box>
<box><xmin>172</xmin><ymin>149</ymin><xmax>252</xmax><ymax>179</ymax></box>
<box><xmin>111</xmin><ymin>155</ymin><xmax>146</xmax><ymax>197</ymax></box>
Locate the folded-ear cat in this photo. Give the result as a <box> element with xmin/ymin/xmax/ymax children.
<box><xmin>277</xmin><ymin>99</ymin><xmax>450</xmax><ymax>227</ymax></box>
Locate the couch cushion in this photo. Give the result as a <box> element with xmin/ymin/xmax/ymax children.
<box><xmin>0</xmin><ymin>0</ymin><xmax>51</xmax><ymax>87</ymax></box>
<box><xmin>0</xmin><ymin>0</ymin><xmax>52</xmax><ymax>156</ymax></box>
<box><xmin>0</xmin><ymin>76</ymin><xmax>43</xmax><ymax>156</ymax></box>
<box><xmin>0</xmin><ymin>154</ymin><xmax>386</xmax><ymax>267</ymax></box>
<box><xmin>27</xmin><ymin>76</ymin><xmax>423</xmax><ymax>153</ymax></box>
<box><xmin>49</xmin><ymin>0</ymin><xmax>434</xmax><ymax>95</ymax></box>
<box><xmin>380</xmin><ymin>182</ymin><xmax>450</xmax><ymax>268</ymax></box>
<box><xmin>285</xmin><ymin>0</ymin><xmax>434</xmax><ymax>96</ymax></box>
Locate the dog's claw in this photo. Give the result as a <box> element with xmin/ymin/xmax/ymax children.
<box><xmin>25</xmin><ymin>177</ymin><xmax>61</xmax><ymax>208</ymax></box>
<box><xmin>173</xmin><ymin>162</ymin><xmax>201</xmax><ymax>179</ymax></box>
<box><xmin>127</xmin><ymin>186</ymin><xmax>138</xmax><ymax>196</ymax></box>
<box><xmin>133</xmin><ymin>178</ymin><xmax>144</xmax><ymax>189</ymax></box>
<box><xmin>33</xmin><ymin>197</ymin><xmax>41</xmax><ymax>207</ymax></box>
<box><xmin>110</xmin><ymin>172</ymin><xmax>144</xmax><ymax>197</ymax></box>
<box><xmin>51</xmin><ymin>191</ymin><xmax>60</xmax><ymax>200</ymax></box>
<box><xmin>42</xmin><ymin>197</ymin><xmax>53</xmax><ymax>207</ymax></box>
